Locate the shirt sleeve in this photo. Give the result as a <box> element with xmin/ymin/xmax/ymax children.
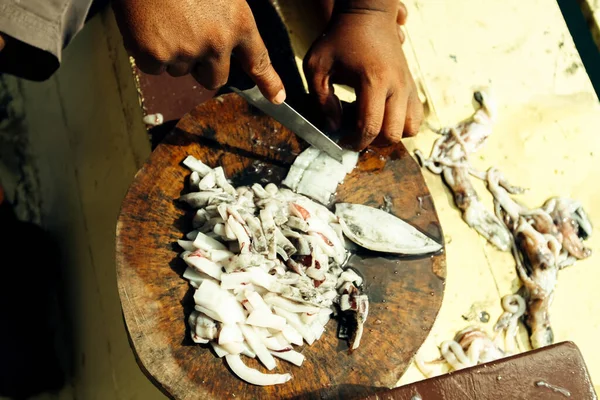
<box><xmin>0</xmin><ymin>0</ymin><xmax>94</xmax><ymax>80</ymax></box>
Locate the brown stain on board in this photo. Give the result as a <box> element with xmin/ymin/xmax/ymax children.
<box><xmin>116</xmin><ymin>94</ymin><xmax>446</xmax><ymax>399</ymax></box>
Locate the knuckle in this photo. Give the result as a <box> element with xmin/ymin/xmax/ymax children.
<box><xmin>138</xmin><ymin>45</ymin><xmax>171</xmax><ymax>64</ymax></box>
<box><xmin>249</xmin><ymin>50</ymin><xmax>272</xmax><ymax>78</ymax></box>
<box><xmin>382</xmin><ymin>128</ymin><xmax>403</xmax><ymax>142</ymax></box>
<box><xmin>359</xmin><ymin>121</ymin><xmax>381</xmax><ymax>139</ymax></box>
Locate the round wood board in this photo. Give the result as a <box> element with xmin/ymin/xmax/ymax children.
<box><xmin>116</xmin><ymin>94</ymin><xmax>446</xmax><ymax>400</ymax></box>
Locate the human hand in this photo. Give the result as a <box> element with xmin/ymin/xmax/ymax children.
<box><xmin>112</xmin><ymin>0</ymin><xmax>286</xmax><ymax>103</ymax></box>
<box><xmin>304</xmin><ymin>0</ymin><xmax>422</xmax><ymax>150</ymax></box>
<box><xmin>0</xmin><ymin>33</ymin><xmax>5</xmax><ymax>52</ymax></box>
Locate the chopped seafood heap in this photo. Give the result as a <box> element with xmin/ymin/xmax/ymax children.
<box><xmin>282</xmin><ymin>147</ymin><xmax>359</xmax><ymax>205</ymax></box>
<box><xmin>415</xmin><ymin>88</ymin><xmax>592</xmax><ymax>351</ymax></box>
<box><xmin>178</xmin><ymin>155</ymin><xmax>369</xmax><ymax>386</ymax></box>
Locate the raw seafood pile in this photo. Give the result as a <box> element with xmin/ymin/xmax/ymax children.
<box><xmin>177</xmin><ymin>148</ymin><xmax>442</xmax><ymax>386</ymax></box>
<box><xmin>416</xmin><ymin>294</ymin><xmax>526</xmax><ymax>377</ymax></box>
<box><xmin>177</xmin><ymin>155</ymin><xmax>369</xmax><ymax>386</ymax></box>
<box><xmin>415</xmin><ymin>89</ymin><xmax>593</xmax><ymax>354</ymax></box>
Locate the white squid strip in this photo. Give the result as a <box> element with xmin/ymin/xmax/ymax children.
<box><xmin>219</xmin><ymin>323</ymin><xmax>244</xmax><ymax>345</ymax></box>
<box><xmin>336</xmin><ymin>203</ymin><xmax>443</xmax><ymax>254</ymax></box>
<box><xmin>194</xmin><ymin>305</ymin><xmax>221</xmax><ymax>322</ymax></box>
<box><xmin>182</xmin><ymin>252</ymin><xmax>223</xmax><ymax>280</ymax></box>
<box><xmin>262</xmin><ymin>336</ymin><xmax>289</xmax><ymax>351</ymax></box>
<box><xmin>263</xmin><ymin>293</ymin><xmax>321</xmax><ymax>314</ymax></box>
<box><xmin>245</xmin><ymin>291</ymin><xmax>270</xmax><ymax>311</ymax></box>
<box><xmin>183</xmin><ymin>267</ymin><xmax>216</xmax><ymax>287</ymax></box>
<box><xmin>220</xmin><ymin>272</ymin><xmax>252</xmax><ymax>289</ymax></box>
<box><xmin>183</xmin><ymin>155</ymin><xmax>212</xmax><ymax>177</ymax></box>
<box><xmin>221</xmin><ymin>342</ymin><xmax>245</xmax><ymax>355</ymax></box>
<box><xmin>179</xmin><ymin>192</ymin><xmax>220</xmax><ymax>208</ymax></box>
<box><xmin>189</xmin><ymin>171</ymin><xmax>201</xmax><ymax>190</ymax></box>
<box><xmin>227</xmin><ymin>216</ymin><xmax>251</xmax><ymax>253</ymax></box>
<box><xmin>318</xmin><ymin>308</ymin><xmax>332</xmax><ymax>326</ymax></box>
<box><xmin>337</xmin><ymin>269</ymin><xmax>363</xmax><ymax>288</ymax></box>
<box><xmin>177</xmin><ymin>240</ymin><xmax>196</xmax><ymax>251</ymax></box>
<box><xmin>211</xmin><ymin>342</ymin><xmax>229</xmax><ymax>358</ymax></box>
<box><xmin>270</xmin><ymin>349</ymin><xmax>305</xmax><ymax>367</ymax></box>
<box><xmin>238</xmin><ymin>324</ymin><xmax>277</xmax><ymax>371</ymax></box>
<box><xmin>281</xmin><ymin>325</ymin><xmax>304</xmax><ymax>346</ymax></box>
<box><xmin>225</xmin><ymin>355</ymin><xmax>291</xmax><ymax>386</ymax></box>
<box><xmin>192</xmin><ymin>232</ymin><xmax>228</xmax><ymax>252</ymax></box>
<box><xmin>286</xmin><ymin>216</ymin><xmax>309</xmax><ymax>232</ymax></box>
<box><xmin>193</xmin><ymin>209</ymin><xmax>209</xmax><ymax>228</ymax></box>
<box><xmin>194</xmin><ymin>280</ymin><xmax>245</xmax><ymax>323</ymax></box>
<box><xmin>203</xmin><ymin>249</ymin><xmax>234</xmax><ymax>263</ymax></box>
<box><xmin>213</xmin><ymin>166</ymin><xmax>237</xmax><ymax>195</ymax></box>
<box><xmin>260</xmin><ymin>209</ymin><xmax>278</xmax><ymax>260</ymax></box>
<box><xmin>247</xmin><ymin>267</ymin><xmax>284</xmax><ymax>293</ymax></box>
<box><xmin>246</xmin><ymin>310</ymin><xmax>287</xmax><ymax>330</ymax></box>
<box><xmin>300</xmin><ymin>312</ymin><xmax>319</xmax><ymax>325</ymax></box>
<box><xmin>199</xmin><ymin>170</ymin><xmax>216</xmax><ymax>190</ymax></box>
<box><xmin>273</xmin><ymin>306</ymin><xmax>316</xmax><ymax>345</ymax></box>
<box><xmin>310</xmin><ymin>321</ymin><xmax>325</xmax><ymax>341</ymax></box>
<box><xmin>252</xmin><ymin>184</ymin><xmax>270</xmax><ymax>199</ymax></box>
<box><xmin>275</xmin><ymin>228</ymin><xmax>297</xmax><ymax>257</ymax></box>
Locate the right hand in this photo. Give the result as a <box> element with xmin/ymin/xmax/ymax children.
<box><xmin>112</xmin><ymin>0</ymin><xmax>286</xmax><ymax>104</ymax></box>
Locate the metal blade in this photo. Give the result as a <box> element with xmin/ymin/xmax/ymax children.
<box><xmin>231</xmin><ymin>86</ymin><xmax>345</xmax><ymax>162</ymax></box>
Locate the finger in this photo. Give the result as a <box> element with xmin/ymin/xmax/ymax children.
<box><xmin>166</xmin><ymin>61</ymin><xmax>192</xmax><ymax>77</ymax></box>
<box><xmin>303</xmin><ymin>57</ymin><xmax>342</xmax><ymax>131</ymax></box>
<box><xmin>236</xmin><ymin>18</ymin><xmax>285</xmax><ymax>104</ymax></box>
<box><xmin>404</xmin><ymin>89</ymin><xmax>424</xmax><ymax>137</ymax></box>
<box><xmin>353</xmin><ymin>83</ymin><xmax>386</xmax><ymax>151</ymax></box>
<box><xmin>397</xmin><ymin>1</ymin><xmax>408</xmax><ymax>25</ymax></box>
<box><xmin>398</xmin><ymin>26</ymin><xmax>406</xmax><ymax>44</ymax></box>
<box><xmin>134</xmin><ymin>51</ymin><xmax>168</xmax><ymax>75</ymax></box>
<box><xmin>191</xmin><ymin>55</ymin><xmax>231</xmax><ymax>90</ymax></box>
<box><xmin>373</xmin><ymin>92</ymin><xmax>407</xmax><ymax>147</ymax></box>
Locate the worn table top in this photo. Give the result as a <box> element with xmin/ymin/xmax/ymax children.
<box><xmin>116</xmin><ymin>94</ymin><xmax>446</xmax><ymax>399</ymax></box>
<box><xmin>275</xmin><ymin>0</ymin><xmax>600</xmax><ymax>393</ymax></box>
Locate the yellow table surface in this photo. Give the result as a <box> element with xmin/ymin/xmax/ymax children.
<box><xmin>275</xmin><ymin>0</ymin><xmax>600</xmax><ymax>392</ymax></box>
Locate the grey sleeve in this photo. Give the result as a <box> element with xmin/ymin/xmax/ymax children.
<box><xmin>0</xmin><ymin>0</ymin><xmax>94</xmax><ymax>70</ymax></box>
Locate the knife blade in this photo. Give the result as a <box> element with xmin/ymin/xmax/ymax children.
<box><xmin>231</xmin><ymin>85</ymin><xmax>345</xmax><ymax>163</ymax></box>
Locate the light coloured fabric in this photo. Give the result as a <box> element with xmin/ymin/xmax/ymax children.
<box><xmin>0</xmin><ymin>0</ymin><xmax>93</xmax><ymax>61</ymax></box>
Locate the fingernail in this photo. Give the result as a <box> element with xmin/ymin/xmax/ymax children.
<box><xmin>273</xmin><ymin>89</ymin><xmax>286</xmax><ymax>104</ymax></box>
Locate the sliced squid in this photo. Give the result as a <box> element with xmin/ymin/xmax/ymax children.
<box><xmin>335</xmin><ymin>203</ymin><xmax>442</xmax><ymax>255</ymax></box>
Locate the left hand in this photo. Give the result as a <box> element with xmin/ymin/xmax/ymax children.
<box><xmin>303</xmin><ymin>0</ymin><xmax>422</xmax><ymax>151</ymax></box>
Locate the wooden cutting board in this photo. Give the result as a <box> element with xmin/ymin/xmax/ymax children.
<box><xmin>115</xmin><ymin>94</ymin><xmax>446</xmax><ymax>400</ymax></box>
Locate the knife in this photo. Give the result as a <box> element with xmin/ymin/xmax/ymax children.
<box><xmin>230</xmin><ymin>85</ymin><xmax>345</xmax><ymax>163</ymax></box>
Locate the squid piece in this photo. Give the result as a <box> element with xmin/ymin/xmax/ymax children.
<box><xmin>183</xmin><ymin>155</ymin><xmax>212</xmax><ymax>177</ymax></box>
<box><xmin>544</xmin><ymin>197</ymin><xmax>592</xmax><ymax>260</ymax></box>
<box><xmin>335</xmin><ymin>203</ymin><xmax>443</xmax><ymax>255</ymax></box>
<box><xmin>415</xmin><ymin>88</ymin><xmax>497</xmax><ymax>173</ymax></box>
<box><xmin>225</xmin><ymin>355</ymin><xmax>291</xmax><ymax>386</ymax></box>
<box><xmin>443</xmin><ymin>166</ymin><xmax>512</xmax><ymax>251</ymax></box>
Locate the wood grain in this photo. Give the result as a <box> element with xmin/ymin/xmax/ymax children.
<box><xmin>116</xmin><ymin>94</ymin><xmax>446</xmax><ymax>399</ymax></box>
